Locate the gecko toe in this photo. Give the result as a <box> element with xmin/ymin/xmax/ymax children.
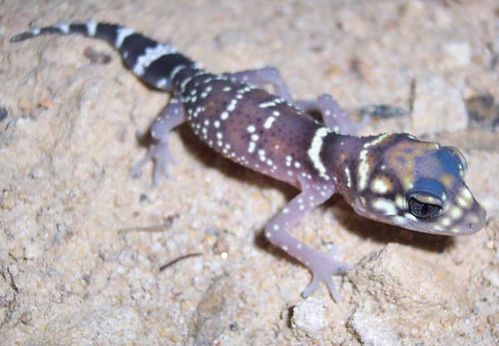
<box><xmin>301</xmin><ymin>250</ymin><xmax>351</xmax><ymax>301</ymax></box>
<box><xmin>302</xmin><ymin>276</ymin><xmax>321</xmax><ymax>298</ymax></box>
<box><xmin>131</xmin><ymin>142</ymin><xmax>174</xmax><ymax>185</ymax></box>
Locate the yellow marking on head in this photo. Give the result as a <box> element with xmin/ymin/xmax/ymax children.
<box><xmin>456</xmin><ymin>197</ymin><xmax>468</xmax><ymax>208</ymax></box>
<box><xmin>462</xmin><ymin>188</ymin><xmax>473</xmax><ymax>201</ymax></box>
<box><xmin>440</xmin><ymin>217</ymin><xmax>451</xmax><ymax>227</ymax></box>
<box><xmin>433</xmin><ymin>225</ymin><xmax>445</xmax><ymax>232</ymax></box>
<box><xmin>404</xmin><ymin>212</ymin><xmax>418</xmax><ymax>222</ymax></box>
<box><xmin>392</xmin><ymin>216</ymin><xmax>407</xmax><ymax>225</ymax></box>
<box><xmin>371</xmin><ymin>176</ymin><xmax>392</xmax><ymax>194</ymax></box>
<box><xmin>369</xmin><ymin>134</ymin><xmax>391</xmax><ymax>147</ymax></box>
<box><xmin>357</xmin><ymin>149</ymin><xmax>371</xmax><ymax>191</ymax></box>
<box><xmin>384</xmin><ymin>138</ymin><xmax>439</xmax><ymax>193</ymax></box>
<box><xmin>449</xmin><ymin>206</ymin><xmax>463</xmax><ymax>220</ymax></box>
<box><xmin>395</xmin><ymin>195</ymin><xmax>406</xmax><ymax>209</ymax></box>
<box><xmin>402</xmin><ymin>175</ymin><xmax>414</xmax><ymax>190</ymax></box>
<box><xmin>372</xmin><ymin>198</ymin><xmax>398</xmax><ymax>215</ymax></box>
<box><xmin>357</xmin><ymin>134</ymin><xmax>392</xmax><ymax>191</ymax></box>
<box><xmin>359</xmin><ymin>196</ymin><xmax>367</xmax><ymax>207</ymax></box>
<box><xmin>456</xmin><ymin>188</ymin><xmax>473</xmax><ymax>208</ymax></box>
<box><xmin>441</xmin><ymin>174</ymin><xmax>454</xmax><ymax>188</ymax></box>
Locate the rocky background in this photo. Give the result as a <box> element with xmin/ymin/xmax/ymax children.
<box><xmin>0</xmin><ymin>0</ymin><xmax>497</xmax><ymax>344</ymax></box>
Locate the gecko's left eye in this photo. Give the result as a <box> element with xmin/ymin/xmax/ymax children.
<box><xmin>408</xmin><ymin>196</ymin><xmax>442</xmax><ymax>219</ymax></box>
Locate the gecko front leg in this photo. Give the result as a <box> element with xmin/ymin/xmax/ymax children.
<box><xmin>264</xmin><ymin>183</ymin><xmax>350</xmax><ymax>301</ymax></box>
<box><xmin>224</xmin><ymin>66</ymin><xmax>293</xmax><ymax>102</ymax></box>
<box><xmin>131</xmin><ymin>96</ymin><xmax>185</xmax><ymax>185</ymax></box>
<box><xmin>296</xmin><ymin>94</ymin><xmax>369</xmax><ymax>135</ymax></box>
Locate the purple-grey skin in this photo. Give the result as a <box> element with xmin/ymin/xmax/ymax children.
<box><xmin>11</xmin><ymin>22</ymin><xmax>486</xmax><ymax>301</ymax></box>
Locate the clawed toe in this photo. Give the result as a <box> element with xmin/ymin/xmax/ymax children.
<box><xmin>302</xmin><ymin>267</ymin><xmax>344</xmax><ymax>302</ymax></box>
<box><xmin>130</xmin><ymin>141</ymin><xmax>174</xmax><ymax>185</ymax></box>
<box><xmin>301</xmin><ymin>250</ymin><xmax>352</xmax><ymax>301</ymax></box>
<box><xmin>302</xmin><ymin>276</ymin><xmax>321</xmax><ymax>298</ymax></box>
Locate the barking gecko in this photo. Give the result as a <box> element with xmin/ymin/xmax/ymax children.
<box><xmin>11</xmin><ymin>22</ymin><xmax>486</xmax><ymax>301</ymax></box>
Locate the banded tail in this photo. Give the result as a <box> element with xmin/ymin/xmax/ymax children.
<box><xmin>10</xmin><ymin>22</ymin><xmax>195</xmax><ymax>90</ymax></box>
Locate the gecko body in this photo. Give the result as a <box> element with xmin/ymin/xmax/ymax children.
<box><xmin>11</xmin><ymin>22</ymin><xmax>486</xmax><ymax>300</ymax></box>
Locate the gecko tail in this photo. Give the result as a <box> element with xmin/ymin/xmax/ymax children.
<box><xmin>10</xmin><ymin>22</ymin><xmax>196</xmax><ymax>90</ymax></box>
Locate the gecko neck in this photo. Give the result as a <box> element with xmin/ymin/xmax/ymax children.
<box><xmin>323</xmin><ymin>134</ymin><xmax>378</xmax><ymax>204</ymax></box>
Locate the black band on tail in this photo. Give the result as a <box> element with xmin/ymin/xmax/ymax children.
<box><xmin>10</xmin><ymin>21</ymin><xmax>196</xmax><ymax>90</ymax></box>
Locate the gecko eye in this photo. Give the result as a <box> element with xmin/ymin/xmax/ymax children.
<box><xmin>408</xmin><ymin>197</ymin><xmax>442</xmax><ymax>219</ymax></box>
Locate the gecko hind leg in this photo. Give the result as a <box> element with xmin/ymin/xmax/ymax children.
<box><xmin>296</xmin><ymin>94</ymin><xmax>369</xmax><ymax>135</ymax></box>
<box><xmin>264</xmin><ymin>183</ymin><xmax>350</xmax><ymax>301</ymax></box>
<box><xmin>131</xmin><ymin>97</ymin><xmax>185</xmax><ymax>185</ymax></box>
<box><xmin>224</xmin><ymin>66</ymin><xmax>293</xmax><ymax>102</ymax></box>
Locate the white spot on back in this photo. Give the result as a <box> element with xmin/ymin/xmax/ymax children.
<box><xmin>263</xmin><ymin>116</ymin><xmax>276</xmax><ymax>129</ymax></box>
<box><xmin>248</xmin><ymin>141</ymin><xmax>256</xmax><ymax>153</ymax></box>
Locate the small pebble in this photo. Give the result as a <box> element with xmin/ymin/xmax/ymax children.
<box><xmin>30</xmin><ymin>167</ymin><xmax>45</xmax><ymax>179</ymax></box>
<box><xmin>84</xmin><ymin>46</ymin><xmax>112</xmax><ymax>64</ymax></box>
<box><xmin>291</xmin><ymin>297</ymin><xmax>327</xmax><ymax>333</ymax></box>
<box><xmin>350</xmin><ymin>310</ymin><xmax>400</xmax><ymax>345</ymax></box>
<box><xmin>442</xmin><ymin>41</ymin><xmax>471</xmax><ymax>68</ymax></box>
<box><xmin>336</xmin><ymin>9</ymin><xmax>368</xmax><ymax>38</ymax></box>
<box><xmin>481</xmin><ymin>268</ymin><xmax>499</xmax><ymax>288</ymax></box>
<box><xmin>214</xmin><ymin>30</ymin><xmax>249</xmax><ymax>49</ymax></box>
<box><xmin>24</xmin><ymin>242</ymin><xmax>42</xmax><ymax>260</ymax></box>
<box><xmin>228</xmin><ymin>321</ymin><xmax>238</xmax><ymax>331</ymax></box>
<box><xmin>37</xmin><ymin>99</ymin><xmax>54</xmax><ymax>109</ymax></box>
<box><xmin>465</xmin><ymin>93</ymin><xmax>499</xmax><ymax>130</ymax></box>
<box><xmin>350</xmin><ymin>58</ymin><xmax>374</xmax><ymax>83</ymax></box>
<box><xmin>20</xmin><ymin>311</ymin><xmax>33</xmax><ymax>325</ymax></box>
<box><xmin>411</xmin><ymin>75</ymin><xmax>468</xmax><ymax>134</ymax></box>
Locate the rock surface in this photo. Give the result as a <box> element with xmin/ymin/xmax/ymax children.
<box><xmin>411</xmin><ymin>75</ymin><xmax>468</xmax><ymax>134</ymax></box>
<box><xmin>1</xmin><ymin>0</ymin><xmax>497</xmax><ymax>344</ymax></box>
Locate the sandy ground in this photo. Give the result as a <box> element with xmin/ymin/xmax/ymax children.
<box><xmin>0</xmin><ymin>0</ymin><xmax>498</xmax><ymax>344</ymax></box>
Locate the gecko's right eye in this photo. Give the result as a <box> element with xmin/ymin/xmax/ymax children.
<box><xmin>407</xmin><ymin>196</ymin><xmax>442</xmax><ymax>219</ymax></box>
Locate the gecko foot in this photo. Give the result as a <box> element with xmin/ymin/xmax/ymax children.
<box><xmin>130</xmin><ymin>140</ymin><xmax>174</xmax><ymax>186</ymax></box>
<box><xmin>301</xmin><ymin>247</ymin><xmax>351</xmax><ymax>302</ymax></box>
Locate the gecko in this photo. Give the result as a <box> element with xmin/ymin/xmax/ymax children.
<box><xmin>10</xmin><ymin>22</ymin><xmax>486</xmax><ymax>301</ymax></box>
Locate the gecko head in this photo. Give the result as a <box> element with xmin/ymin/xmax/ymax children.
<box><xmin>352</xmin><ymin>134</ymin><xmax>486</xmax><ymax>235</ymax></box>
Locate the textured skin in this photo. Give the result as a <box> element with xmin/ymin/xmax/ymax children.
<box><xmin>11</xmin><ymin>22</ymin><xmax>487</xmax><ymax>301</ymax></box>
